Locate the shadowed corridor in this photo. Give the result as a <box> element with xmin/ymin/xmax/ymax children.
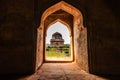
<box><xmin>0</xmin><ymin>0</ymin><xmax>120</xmax><ymax>80</ymax></box>
<box><xmin>18</xmin><ymin>63</ymin><xmax>107</xmax><ymax>80</ymax></box>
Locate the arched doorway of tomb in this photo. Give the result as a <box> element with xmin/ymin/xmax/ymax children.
<box><xmin>36</xmin><ymin>1</ymin><xmax>89</xmax><ymax>72</ymax></box>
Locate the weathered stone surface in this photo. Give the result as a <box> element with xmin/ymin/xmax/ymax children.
<box><xmin>20</xmin><ymin>63</ymin><xmax>107</xmax><ymax>80</ymax></box>
<box><xmin>0</xmin><ymin>0</ymin><xmax>35</xmax><ymax>74</ymax></box>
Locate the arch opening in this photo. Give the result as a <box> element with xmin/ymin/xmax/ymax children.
<box><xmin>36</xmin><ymin>1</ymin><xmax>88</xmax><ymax>72</ymax></box>
<box><xmin>45</xmin><ymin>21</ymin><xmax>73</xmax><ymax>61</ymax></box>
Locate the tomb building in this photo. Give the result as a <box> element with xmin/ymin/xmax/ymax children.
<box><xmin>50</xmin><ymin>32</ymin><xmax>64</xmax><ymax>47</ymax></box>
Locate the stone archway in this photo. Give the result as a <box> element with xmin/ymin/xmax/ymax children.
<box><xmin>36</xmin><ymin>1</ymin><xmax>88</xmax><ymax>72</ymax></box>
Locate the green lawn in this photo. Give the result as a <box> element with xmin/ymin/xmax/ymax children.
<box><xmin>46</xmin><ymin>48</ymin><xmax>70</xmax><ymax>58</ymax></box>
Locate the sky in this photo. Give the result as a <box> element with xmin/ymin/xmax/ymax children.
<box><xmin>46</xmin><ymin>22</ymin><xmax>70</xmax><ymax>44</ymax></box>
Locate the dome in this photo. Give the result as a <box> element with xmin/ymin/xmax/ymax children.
<box><xmin>52</xmin><ymin>32</ymin><xmax>62</xmax><ymax>39</ymax></box>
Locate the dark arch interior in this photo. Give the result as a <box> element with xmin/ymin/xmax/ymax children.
<box><xmin>45</xmin><ymin>9</ymin><xmax>73</xmax><ymax>32</ymax></box>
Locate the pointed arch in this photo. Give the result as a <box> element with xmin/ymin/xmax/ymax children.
<box><xmin>39</xmin><ymin>1</ymin><xmax>84</xmax><ymax>30</ymax></box>
<box><xmin>36</xmin><ymin>1</ymin><xmax>88</xmax><ymax>72</ymax></box>
<box><xmin>42</xmin><ymin>1</ymin><xmax>82</xmax><ymax>19</ymax></box>
<box><xmin>46</xmin><ymin>19</ymin><xmax>72</xmax><ymax>36</ymax></box>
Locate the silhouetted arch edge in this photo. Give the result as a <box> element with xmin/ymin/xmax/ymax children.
<box><xmin>39</xmin><ymin>1</ymin><xmax>84</xmax><ymax>30</ymax></box>
<box><xmin>46</xmin><ymin>19</ymin><xmax>72</xmax><ymax>36</ymax></box>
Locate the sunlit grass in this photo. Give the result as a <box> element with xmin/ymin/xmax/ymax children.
<box><xmin>46</xmin><ymin>50</ymin><xmax>66</xmax><ymax>58</ymax></box>
<box><xmin>45</xmin><ymin>47</ymin><xmax>71</xmax><ymax>60</ymax></box>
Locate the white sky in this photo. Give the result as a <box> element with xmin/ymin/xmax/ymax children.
<box><xmin>46</xmin><ymin>22</ymin><xmax>70</xmax><ymax>44</ymax></box>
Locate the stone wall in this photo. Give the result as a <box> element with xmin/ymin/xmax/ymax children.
<box><xmin>0</xmin><ymin>0</ymin><xmax>35</xmax><ymax>74</ymax></box>
<box><xmin>75</xmin><ymin>27</ymin><xmax>88</xmax><ymax>72</ymax></box>
<box><xmin>86</xmin><ymin>0</ymin><xmax>120</xmax><ymax>75</ymax></box>
<box><xmin>36</xmin><ymin>30</ymin><xmax>43</xmax><ymax>70</ymax></box>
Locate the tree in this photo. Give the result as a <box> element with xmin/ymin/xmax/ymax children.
<box><xmin>46</xmin><ymin>46</ymin><xmax>51</xmax><ymax>51</ymax></box>
<box><xmin>59</xmin><ymin>46</ymin><xmax>64</xmax><ymax>53</ymax></box>
<box><xmin>63</xmin><ymin>44</ymin><xmax>70</xmax><ymax>48</ymax></box>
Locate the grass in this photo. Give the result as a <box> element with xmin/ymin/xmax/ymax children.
<box><xmin>46</xmin><ymin>48</ymin><xmax>70</xmax><ymax>58</ymax></box>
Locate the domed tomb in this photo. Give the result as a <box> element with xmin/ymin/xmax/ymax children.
<box><xmin>50</xmin><ymin>32</ymin><xmax>64</xmax><ymax>47</ymax></box>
